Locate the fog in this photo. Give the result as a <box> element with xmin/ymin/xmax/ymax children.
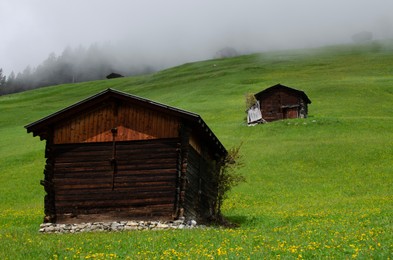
<box><xmin>1</xmin><ymin>0</ymin><xmax>393</xmax><ymax>75</ymax></box>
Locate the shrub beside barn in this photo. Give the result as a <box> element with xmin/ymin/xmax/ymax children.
<box><xmin>25</xmin><ymin>88</ymin><xmax>227</xmax><ymax>224</ymax></box>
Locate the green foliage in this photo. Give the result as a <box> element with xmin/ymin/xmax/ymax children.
<box><xmin>1</xmin><ymin>41</ymin><xmax>393</xmax><ymax>258</ymax></box>
<box><xmin>0</xmin><ymin>68</ymin><xmax>6</xmax><ymax>90</ymax></box>
<box><xmin>244</xmin><ymin>92</ymin><xmax>256</xmax><ymax>109</ymax></box>
<box><xmin>213</xmin><ymin>144</ymin><xmax>245</xmax><ymax>222</ymax></box>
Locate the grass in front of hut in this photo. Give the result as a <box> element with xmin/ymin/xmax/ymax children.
<box><xmin>0</xmin><ymin>41</ymin><xmax>392</xmax><ymax>259</ymax></box>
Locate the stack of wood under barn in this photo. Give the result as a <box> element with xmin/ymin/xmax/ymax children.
<box><xmin>25</xmin><ymin>88</ymin><xmax>227</xmax><ymax>224</ymax></box>
<box><xmin>247</xmin><ymin>84</ymin><xmax>311</xmax><ymax>124</ymax></box>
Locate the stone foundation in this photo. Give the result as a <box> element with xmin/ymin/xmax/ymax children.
<box><xmin>39</xmin><ymin>219</ymin><xmax>201</xmax><ymax>233</ymax></box>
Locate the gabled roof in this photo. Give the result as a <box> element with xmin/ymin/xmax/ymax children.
<box><xmin>254</xmin><ymin>83</ymin><xmax>311</xmax><ymax>104</ymax></box>
<box><xmin>25</xmin><ymin>88</ymin><xmax>227</xmax><ymax>156</ymax></box>
<box><xmin>106</xmin><ymin>73</ymin><xmax>124</xmax><ymax>79</ymax></box>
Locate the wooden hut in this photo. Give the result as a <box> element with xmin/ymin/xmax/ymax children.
<box><xmin>253</xmin><ymin>84</ymin><xmax>311</xmax><ymax>122</ymax></box>
<box><xmin>106</xmin><ymin>73</ymin><xmax>124</xmax><ymax>79</ymax></box>
<box><xmin>25</xmin><ymin>88</ymin><xmax>227</xmax><ymax>224</ymax></box>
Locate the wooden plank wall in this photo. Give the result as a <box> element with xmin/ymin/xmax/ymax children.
<box><xmin>53</xmin><ymin>101</ymin><xmax>180</xmax><ymax>144</ymax></box>
<box><xmin>260</xmin><ymin>90</ymin><xmax>301</xmax><ymax>121</ymax></box>
<box><xmin>184</xmin><ymin>146</ymin><xmax>217</xmax><ymax>221</ymax></box>
<box><xmin>52</xmin><ymin>138</ymin><xmax>180</xmax><ymax>221</ymax></box>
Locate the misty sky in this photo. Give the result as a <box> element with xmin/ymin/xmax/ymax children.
<box><xmin>1</xmin><ymin>0</ymin><xmax>393</xmax><ymax>75</ymax></box>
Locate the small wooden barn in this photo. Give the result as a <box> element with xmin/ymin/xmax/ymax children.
<box><xmin>25</xmin><ymin>88</ymin><xmax>227</xmax><ymax>224</ymax></box>
<box><xmin>252</xmin><ymin>84</ymin><xmax>311</xmax><ymax>122</ymax></box>
<box><xmin>106</xmin><ymin>73</ymin><xmax>124</xmax><ymax>79</ymax></box>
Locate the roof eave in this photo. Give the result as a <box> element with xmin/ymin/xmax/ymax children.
<box><xmin>254</xmin><ymin>84</ymin><xmax>311</xmax><ymax>104</ymax></box>
<box><xmin>25</xmin><ymin>88</ymin><xmax>227</xmax><ymax>156</ymax></box>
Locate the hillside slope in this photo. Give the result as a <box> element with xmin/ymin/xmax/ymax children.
<box><xmin>1</xmin><ymin>41</ymin><xmax>392</xmax><ymax>258</ymax></box>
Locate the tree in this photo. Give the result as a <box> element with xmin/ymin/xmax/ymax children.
<box><xmin>5</xmin><ymin>71</ymin><xmax>16</xmax><ymax>93</ymax></box>
<box><xmin>21</xmin><ymin>66</ymin><xmax>33</xmax><ymax>90</ymax></box>
<box><xmin>0</xmin><ymin>68</ymin><xmax>6</xmax><ymax>85</ymax></box>
<box><xmin>0</xmin><ymin>68</ymin><xmax>6</xmax><ymax>94</ymax></box>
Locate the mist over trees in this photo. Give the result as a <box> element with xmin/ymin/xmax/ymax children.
<box><xmin>0</xmin><ymin>42</ymin><xmax>243</xmax><ymax>95</ymax></box>
<box><xmin>0</xmin><ymin>69</ymin><xmax>6</xmax><ymax>86</ymax></box>
<box><xmin>0</xmin><ymin>44</ymin><xmax>157</xmax><ymax>95</ymax></box>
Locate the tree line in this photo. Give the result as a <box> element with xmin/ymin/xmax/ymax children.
<box><xmin>0</xmin><ymin>44</ymin><xmax>155</xmax><ymax>95</ymax></box>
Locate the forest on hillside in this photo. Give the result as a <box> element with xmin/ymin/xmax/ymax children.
<box><xmin>0</xmin><ymin>44</ymin><xmax>157</xmax><ymax>95</ymax></box>
<box><xmin>0</xmin><ymin>44</ymin><xmax>239</xmax><ymax>96</ymax></box>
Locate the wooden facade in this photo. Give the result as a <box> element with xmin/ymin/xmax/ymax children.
<box><xmin>253</xmin><ymin>84</ymin><xmax>311</xmax><ymax>122</ymax></box>
<box><xmin>26</xmin><ymin>88</ymin><xmax>227</xmax><ymax>224</ymax></box>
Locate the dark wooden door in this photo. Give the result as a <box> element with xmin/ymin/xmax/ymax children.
<box><xmin>283</xmin><ymin>107</ymin><xmax>299</xmax><ymax>119</ymax></box>
<box><xmin>52</xmin><ymin>138</ymin><xmax>179</xmax><ymax>221</ymax></box>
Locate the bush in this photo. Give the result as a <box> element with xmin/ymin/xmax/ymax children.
<box><xmin>213</xmin><ymin>143</ymin><xmax>245</xmax><ymax>224</ymax></box>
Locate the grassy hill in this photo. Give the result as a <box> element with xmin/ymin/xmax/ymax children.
<box><xmin>1</xmin><ymin>41</ymin><xmax>392</xmax><ymax>259</ymax></box>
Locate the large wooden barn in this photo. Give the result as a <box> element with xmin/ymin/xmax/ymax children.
<box><xmin>25</xmin><ymin>88</ymin><xmax>227</xmax><ymax>224</ymax></box>
<box><xmin>250</xmin><ymin>84</ymin><xmax>311</xmax><ymax>123</ymax></box>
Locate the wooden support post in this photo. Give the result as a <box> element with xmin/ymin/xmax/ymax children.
<box><xmin>110</xmin><ymin>127</ymin><xmax>118</xmax><ymax>190</ymax></box>
<box><xmin>176</xmin><ymin>124</ymin><xmax>191</xmax><ymax>220</ymax></box>
<box><xmin>43</xmin><ymin>139</ymin><xmax>56</xmax><ymax>223</ymax></box>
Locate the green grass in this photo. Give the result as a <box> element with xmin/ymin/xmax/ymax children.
<box><xmin>1</xmin><ymin>41</ymin><xmax>392</xmax><ymax>259</ymax></box>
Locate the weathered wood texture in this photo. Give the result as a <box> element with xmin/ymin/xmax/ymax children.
<box><xmin>184</xmin><ymin>146</ymin><xmax>217</xmax><ymax>221</ymax></box>
<box><xmin>27</xmin><ymin>89</ymin><xmax>227</xmax><ymax>224</ymax></box>
<box><xmin>53</xmin><ymin>101</ymin><xmax>180</xmax><ymax>144</ymax></box>
<box><xmin>259</xmin><ymin>90</ymin><xmax>300</xmax><ymax>121</ymax></box>
<box><xmin>51</xmin><ymin>138</ymin><xmax>180</xmax><ymax>221</ymax></box>
<box><xmin>256</xmin><ymin>85</ymin><xmax>310</xmax><ymax>122</ymax></box>
<box><xmin>42</xmin><ymin>139</ymin><xmax>56</xmax><ymax>222</ymax></box>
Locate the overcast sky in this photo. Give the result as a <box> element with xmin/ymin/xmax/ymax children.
<box><xmin>1</xmin><ymin>0</ymin><xmax>393</xmax><ymax>75</ymax></box>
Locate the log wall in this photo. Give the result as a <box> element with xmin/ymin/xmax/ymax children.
<box><xmin>51</xmin><ymin>138</ymin><xmax>180</xmax><ymax>222</ymax></box>
<box><xmin>259</xmin><ymin>90</ymin><xmax>303</xmax><ymax>121</ymax></box>
<box><xmin>31</xmin><ymin>90</ymin><xmax>226</xmax><ymax>224</ymax></box>
<box><xmin>183</xmin><ymin>146</ymin><xmax>217</xmax><ymax>221</ymax></box>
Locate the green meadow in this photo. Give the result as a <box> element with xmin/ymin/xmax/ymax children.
<box><xmin>1</xmin><ymin>41</ymin><xmax>392</xmax><ymax>259</ymax></box>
